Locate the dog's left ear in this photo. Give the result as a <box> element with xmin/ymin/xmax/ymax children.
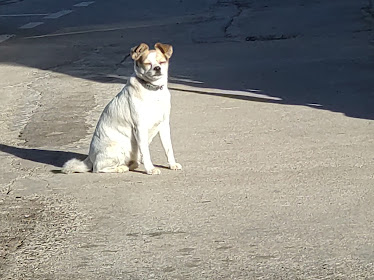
<box><xmin>155</xmin><ymin>43</ymin><xmax>173</xmax><ymax>59</ymax></box>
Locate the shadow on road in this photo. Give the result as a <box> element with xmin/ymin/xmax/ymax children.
<box><xmin>0</xmin><ymin>144</ymin><xmax>176</xmax><ymax>173</ymax></box>
<box><xmin>0</xmin><ymin>144</ymin><xmax>86</xmax><ymax>167</ymax></box>
<box><xmin>0</xmin><ymin>0</ymin><xmax>373</xmax><ymax>121</ymax></box>
<box><xmin>1</xmin><ymin>36</ymin><xmax>373</xmax><ymax>121</ymax></box>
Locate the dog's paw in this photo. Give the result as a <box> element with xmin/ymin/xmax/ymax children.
<box><xmin>116</xmin><ymin>165</ymin><xmax>130</xmax><ymax>173</ymax></box>
<box><xmin>147</xmin><ymin>168</ymin><xmax>161</xmax><ymax>175</ymax></box>
<box><xmin>169</xmin><ymin>163</ymin><xmax>182</xmax><ymax>170</ymax></box>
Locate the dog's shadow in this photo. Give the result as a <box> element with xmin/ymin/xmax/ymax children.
<box><xmin>0</xmin><ymin>144</ymin><xmax>171</xmax><ymax>174</ymax></box>
<box><xmin>0</xmin><ymin>144</ymin><xmax>86</xmax><ymax>171</ymax></box>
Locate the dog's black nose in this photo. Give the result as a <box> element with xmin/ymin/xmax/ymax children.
<box><xmin>154</xmin><ymin>66</ymin><xmax>161</xmax><ymax>71</ymax></box>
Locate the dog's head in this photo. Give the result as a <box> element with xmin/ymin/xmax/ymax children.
<box><xmin>131</xmin><ymin>42</ymin><xmax>173</xmax><ymax>83</ymax></box>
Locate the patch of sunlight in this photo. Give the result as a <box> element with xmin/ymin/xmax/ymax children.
<box><xmin>169</xmin><ymin>77</ymin><xmax>204</xmax><ymax>84</ymax></box>
<box><xmin>169</xmin><ymin>83</ymin><xmax>282</xmax><ymax>101</ymax></box>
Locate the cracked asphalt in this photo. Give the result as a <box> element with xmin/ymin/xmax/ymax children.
<box><xmin>1</xmin><ymin>0</ymin><xmax>374</xmax><ymax>279</ymax></box>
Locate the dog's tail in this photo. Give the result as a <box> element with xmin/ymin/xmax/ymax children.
<box><xmin>62</xmin><ymin>157</ymin><xmax>92</xmax><ymax>173</ymax></box>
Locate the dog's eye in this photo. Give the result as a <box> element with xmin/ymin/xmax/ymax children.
<box><xmin>159</xmin><ymin>61</ymin><xmax>166</xmax><ymax>64</ymax></box>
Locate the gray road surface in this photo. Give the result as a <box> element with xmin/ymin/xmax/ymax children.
<box><xmin>1</xmin><ymin>0</ymin><xmax>374</xmax><ymax>279</ymax></box>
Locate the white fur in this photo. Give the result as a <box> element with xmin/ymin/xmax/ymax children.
<box><xmin>62</xmin><ymin>157</ymin><xmax>92</xmax><ymax>173</ymax></box>
<box><xmin>62</xmin><ymin>44</ymin><xmax>182</xmax><ymax>175</ymax></box>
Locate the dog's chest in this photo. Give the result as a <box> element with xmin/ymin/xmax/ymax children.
<box><xmin>141</xmin><ymin>90</ymin><xmax>170</xmax><ymax>125</ymax></box>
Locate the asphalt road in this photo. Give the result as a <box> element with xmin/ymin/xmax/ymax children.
<box><xmin>0</xmin><ymin>0</ymin><xmax>214</xmax><ymax>38</ymax></box>
<box><xmin>1</xmin><ymin>0</ymin><xmax>374</xmax><ymax>279</ymax></box>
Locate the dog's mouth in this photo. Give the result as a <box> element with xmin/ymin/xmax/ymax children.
<box><xmin>152</xmin><ymin>72</ymin><xmax>164</xmax><ymax>78</ymax></box>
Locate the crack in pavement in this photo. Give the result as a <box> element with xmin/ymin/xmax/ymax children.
<box><xmin>221</xmin><ymin>0</ymin><xmax>249</xmax><ymax>38</ymax></box>
<box><xmin>191</xmin><ymin>0</ymin><xmax>250</xmax><ymax>43</ymax></box>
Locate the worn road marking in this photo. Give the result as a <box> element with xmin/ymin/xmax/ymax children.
<box><xmin>19</xmin><ymin>22</ymin><xmax>44</xmax><ymax>29</ymax></box>
<box><xmin>0</xmin><ymin>34</ymin><xmax>15</xmax><ymax>43</ymax></box>
<box><xmin>74</xmin><ymin>1</ymin><xmax>95</xmax><ymax>7</ymax></box>
<box><xmin>25</xmin><ymin>15</ymin><xmax>214</xmax><ymax>39</ymax></box>
<box><xmin>0</xmin><ymin>14</ymin><xmax>48</xmax><ymax>17</ymax></box>
<box><xmin>44</xmin><ymin>10</ymin><xmax>72</xmax><ymax>19</ymax></box>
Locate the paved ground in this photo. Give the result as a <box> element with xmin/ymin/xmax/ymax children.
<box><xmin>0</xmin><ymin>0</ymin><xmax>374</xmax><ymax>279</ymax></box>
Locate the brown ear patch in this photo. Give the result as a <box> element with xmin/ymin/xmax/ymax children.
<box><xmin>155</xmin><ymin>43</ymin><xmax>173</xmax><ymax>59</ymax></box>
<box><xmin>131</xmin><ymin>43</ymin><xmax>149</xmax><ymax>61</ymax></box>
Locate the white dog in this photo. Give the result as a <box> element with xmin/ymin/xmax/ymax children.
<box><xmin>62</xmin><ymin>42</ymin><xmax>182</xmax><ymax>175</ymax></box>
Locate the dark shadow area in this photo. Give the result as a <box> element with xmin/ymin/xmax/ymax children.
<box><xmin>169</xmin><ymin>76</ymin><xmax>374</xmax><ymax>120</ymax></box>
<box><xmin>0</xmin><ymin>144</ymin><xmax>172</xmax><ymax>173</ymax></box>
<box><xmin>154</xmin><ymin>164</ymin><xmax>171</xmax><ymax>170</ymax></box>
<box><xmin>0</xmin><ymin>0</ymin><xmax>23</xmax><ymax>6</ymax></box>
<box><xmin>0</xmin><ymin>144</ymin><xmax>86</xmax><ymax>167</ymax></box>
<box><xmin>0</xmin><ymin>0</ymin><xmax>373</xmax><ymax>120</ymax></box>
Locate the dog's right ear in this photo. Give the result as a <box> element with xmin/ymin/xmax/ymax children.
<box><xmin>131</xmin><ymin>43</ymin><xmax>149</xmax><ymax>61</ymax></box>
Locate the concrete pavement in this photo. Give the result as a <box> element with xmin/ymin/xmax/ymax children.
<box><xmin>1</xmin><ymin>0</ymin><xmax>374</xmax><ymax>279</ymax></box>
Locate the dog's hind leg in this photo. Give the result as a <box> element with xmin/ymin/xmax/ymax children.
<box><xmin>100</xmin><ymin>165</ymin><xmax>129</xmax><ymax>173</ymax></box>
<box><xmin>128</xmin><ymin>160</ymin><xmax>139</xmax><ymax>171</ymax></box>
<box><xmin>93</xmin><ymin>156</ymin><xmax>129</xmax><ymax>173</ymax></box>
<box><xmin>128</xmin><ymin>136</ymin><xmax>140</xmax><ymax>170</ymax></box>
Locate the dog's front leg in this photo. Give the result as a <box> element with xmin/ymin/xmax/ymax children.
<box><xmin>136</xmin><ymin>126</ymin><xmax>160</xmax><ymax>175</ymax></box>
<box><xmin>159</xmin><ymin>120</ymin><xmax>182</xmax><ymax>171</ymax></box>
